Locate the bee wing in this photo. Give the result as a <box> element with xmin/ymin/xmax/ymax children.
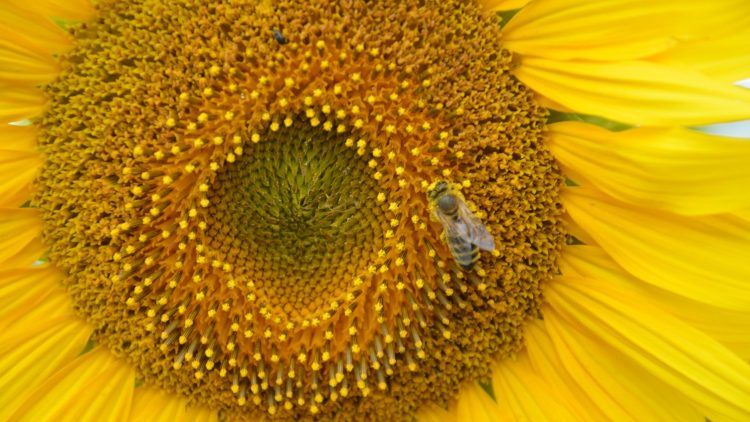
<box><xmin>432</xmin><ymin>207</ymin><xmax>469</xmax><ymax>239</ymax></box>
<box><xmin>457</xmin><ymin>201</ymin><xmax>495</xmax><ymax>251</ymax></box>
<box><xmin>433</xmin><ymin>209</ymin><xmax>475</xmax><ymax>267</ymax></box>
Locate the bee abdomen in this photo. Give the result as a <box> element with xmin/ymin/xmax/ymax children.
<box><xmin>446</xmin><ymin>235</ymin><xmax>479</xmax><ymax>269</ymax></box>
<box><xmin>457</xmin><ymin>247</ymin><xmax>480</xmax><ymax>270</ymax></box>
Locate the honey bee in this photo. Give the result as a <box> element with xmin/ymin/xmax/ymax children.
<box><xmin>427</xmin><ymin>180</ymin><xmax>495</xmax><ymax>270</ymax></box>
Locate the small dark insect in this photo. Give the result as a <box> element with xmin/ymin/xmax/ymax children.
<box><xmin>273</xmin><ymin>29</ymin><xmax>288</xmax><ymax>45</ymax></box>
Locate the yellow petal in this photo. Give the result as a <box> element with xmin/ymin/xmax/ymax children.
<box><xmin>416</xmin><ymin>402</ymin><xmax>453</xmax><ymax>422</ymax></box>
<box><xmin>546</xmin><ymin>275</ymin><xmax>750</xmax><ymax>421</ymax></box>
<box><xmin>564</xmin><ymin>186</ymin><xmax>750</xmax><ymax>311</ymax></box>
<box><xmin>549</xmin><ymin>122</ymin><xmax>750</xmax><ymax>215</ymax></box>
<box><xmin>0</xmin><ymin>7</ymin><xmax>72</xmax><ymax>55</ymax></box>
<box><xmin>542</xmin><ymin>305</ymin><xmax>702</xmax><ymax>421</ymax></box>
<box><xmin>130</xmin><ymin>385</ymin><xmax>217</xmax><ymax>422</ymax></box>
<box><xmin>0</xmin><ymin>37</ymin><xmax>60</xmax><ymax>86</ymax></box>
<box><xmin>492</xmin><ymin>355</ymin><xmax>580</xmax><ymax>421</ymax></box>
<box><xmin>3</xmin><ymin>0</ymin><xmax>96</xmax><ymax>21</ymax></box>
<box><xmin>562</xmin><ymin>244</ymin><xmax>750</xmax><ymax>359</ymax></box>
<box><xmin>9</xmin><ymin>347</ymin><xmax>135</xmax><ymax>421</ymax></box>
<box><xmin>450</xmin><ymin>381</ymin><xmax>509</xmax><ymax>421</ymax></box>
<box><xmin>3</xmin><ymin>238</ymin><xmax>44</xmax><ymax>270</ymax></box>
<box><xmin>561</xmin><ymin>212</ymin><xmax>598</xmax><ymax>247</ymax></box>
<box><xmin>522</xmin><ymin>320</ymin><xmax>614</xmax><ymax>420</ymax></box>
<box><xmin>0</xmin><ymin>315</ymin><xmax>90</xmax><ymax>420</ymax></box>
<box><xmin>514</xmin><ymin>57</ymin><xmax>750</xmax><ymax>126</ymax></box>
<box><xmin>0</xmin><ymin>208</ymin><xmax>43</xmax><ymax>267</ymax></box>
<box><xmin>654</xmin><ymin>29</ymin><xmax>750</xmax><ymax>82</ymax></box>
<box><xmin>502</xmin><ymin>0</ymin><xmax>750</xmax><ymax>61</ymax></box>
<box><xmin>479</xmin><ymin>0</ymin><xmax>530</xmax><ymax>12</ymax></box>
<box><xmin>534</xmin><ymin>93</ymin><xmax>574</xmax><ymax>113</ymax></box>
<box><xmin>0</xmin><ymin>150</ymin><xmax>40</xmax><ymax>207</ymax></box>
<box><xmin>0</xmin><ymin>266</ymin><xmax>64</xmax><ymax>333</ymax></box>
<box><xmin>0</xmin><ymin>123</ymin><xmax>37</xmax><ymax>151</ymax></box>
<box><xmin>0</xmin><ymin>258</ymin><xmax>93</xmax><ymax>419</ymax></box>
<box><xmin>539</xmin><ymin>306</ymin><xmax>705</xmax><ymax>421</ymax></box>
<box><xmin>0</xmin><ymin>87</ymin><xmax>47</xmax><ymax>123</ymax></box>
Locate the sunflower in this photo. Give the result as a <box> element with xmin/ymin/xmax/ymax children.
<box><xmin>2</xmin><ymin>0</ymin><xmax>750</xmax><ymax>420</ymax></box>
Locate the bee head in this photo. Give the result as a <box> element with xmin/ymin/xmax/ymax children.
<box><xmin>436</xmin><ymin>193</ymin><xmax>458</xmax><ymax>213</ymax></box>
<box><xmin>427</xmin><ymin>180</ymin><xmax>449</xmax><ymax>201</ymax></box>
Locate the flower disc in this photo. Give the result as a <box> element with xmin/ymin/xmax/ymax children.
<box><xmin>35</xmin><ymin>0</ymin><xmax>565</xmax><ymax>419</ymax></box>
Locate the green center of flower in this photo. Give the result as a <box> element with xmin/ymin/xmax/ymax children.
<box><xmin>207</xmin><ymin>127</ymin><xmax>385</xmax><ymax>318</ymax></box>
<box><xmin>35</xmin><ymin>0</ymin><xmax>565</xmax><ymax>420</ymax></box>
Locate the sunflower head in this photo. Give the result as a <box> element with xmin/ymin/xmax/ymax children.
<box><xmin>31</xmin><ymin>0</ymin><xmax>565</xmax><ymax>419</ymax></box>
